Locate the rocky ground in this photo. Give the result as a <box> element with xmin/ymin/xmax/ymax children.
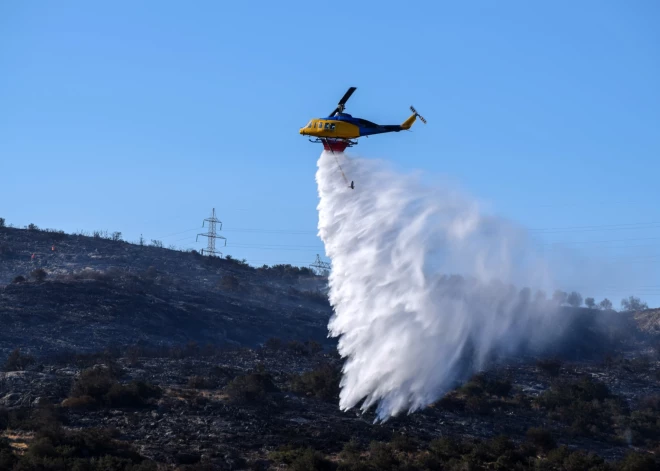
<box><xmin>0</xmin><ymin>225</ymin><xmax>659</xmax><ymax>470</ymax></box>
<box><xmin>1</xmin><ymin>341</ymin><xmax>659</xmax><ymax>470</ymax></box>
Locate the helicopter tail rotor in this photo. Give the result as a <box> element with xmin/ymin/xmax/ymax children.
<box><xmin>410</xmin><ymin>105</ymin><xmax>427</xmax><ymax>124</ymax></box>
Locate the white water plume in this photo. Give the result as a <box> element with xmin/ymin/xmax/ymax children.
<box><xmin>315</xmin><ymin>150</ymin><xmax>570</xmax><ymax>421</ymax></box>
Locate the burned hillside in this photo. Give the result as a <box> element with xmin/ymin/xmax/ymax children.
<box><xmin>0</xmin><ymin>225</ymin><xmax>333</xmax><ymax>357</ymax></box>
<box><xmin>0</xmin><ymin>224</ymin><xmax>659</xmax><ymax>469</ymax></box>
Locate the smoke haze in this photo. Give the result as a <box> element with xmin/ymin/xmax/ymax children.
<box><xmin>315</xmin><ymin>150</ymin><xmax>588</xmax><ymax>420</ymax></box>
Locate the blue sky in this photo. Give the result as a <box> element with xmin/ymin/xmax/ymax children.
<box><xmin>1</xmin><ymin>1</ymin><xmax>659</xmax><ymax>307</ymax></box>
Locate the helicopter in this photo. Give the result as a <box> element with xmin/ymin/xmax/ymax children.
<box><xmin>299</xmin><ymin>86</ymin><xmax>426</xmax><ymax>154</ymax></box>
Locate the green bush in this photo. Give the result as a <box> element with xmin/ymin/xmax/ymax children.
<box><xmin>68</xmin><ymin>366</ymin><xmax>160</xmax><ymax>408</ymax></box>
<box><xmin>268</xmin><ymin>446</ymin><xmax>335</xmax><ymax>471</ymax></box>
<box><xmin>225</xmin><ymin>369</ymin><xmax>278</xmax><ymax>404</ymax></box>
<box><xmin>290</xmin><ymin>364</ymin><xmax>340</xmax><ymax>402</ymax></box>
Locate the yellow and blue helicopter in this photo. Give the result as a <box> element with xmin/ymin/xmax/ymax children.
<box><xmin>299</xmin><ymin>86</ymin><xmax>426</xmax><ymax>154</ymax></box>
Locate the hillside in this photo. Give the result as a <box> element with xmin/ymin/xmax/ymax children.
<box><xmin>0</xmin><ymin>226</ymin><xmax>333</xmax><ymax>357</ymax></box>
<box><xmin>0</xmin><ymin>225</ymin><xmax>659</xmax><ymax>470</ymax></box>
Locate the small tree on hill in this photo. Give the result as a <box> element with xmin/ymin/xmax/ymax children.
<box><xmin>534</xmin><ymin>290</ymin><xmax>547</xmax><ymax>304</ymax></box>
<box><xmin>0</xmin><ymin>217</ymin><xmax>5</xmax><ymax>228</ymax></box>
<box><xmin>552</xmin><ymin>290</ymin><xmax>567</xmax><ymax>305</ymax></box>
<box><xmin>566</xmin><ymin>291</ymin><xmax>583</xmax><ymax>307</ymax></box>
<box><xmin>31</xmin><ymin>268</ymin><xmax>47</xmax><ymax>282</ymax></box>
<box><xmin>585</xmin><ymin>297</ymin><xmax>596</xmax><ymax>309</ymax></box>
<box><xmin>620</xmin><ymin>296</ymin><xmax>648</xmax><ymax>312</ymax></box>
<box><xmin>111</xmin><ymin>231</ymin><xmax>122</xmax><ymax>242</ymax></box>
<box><xmin>599</xmin><ymin>298</ymin><xmax>613</xmax><ymax>310</ymax></box>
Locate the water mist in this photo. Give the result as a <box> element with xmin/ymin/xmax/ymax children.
<box><xmin>315</xmin><ymin>150</ymin><xmax>567</xmax><ymax>421</ymax></box>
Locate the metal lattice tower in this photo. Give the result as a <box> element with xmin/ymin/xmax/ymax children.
<box><xmin>196</xmin><ymin>208</ymin><xmax>227</xmax><ymax>257</ymax></box>
<box><xmin>310</xmin><ymin>254</ymin><xmax>331</xmax><ymax>276</ymax></box>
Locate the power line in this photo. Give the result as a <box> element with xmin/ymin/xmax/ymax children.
<box><xmin>310</xmin><ymin>254</ymin><xmax>331</xmax><ymax>276</ymax></box>
<box><xmin>531</xmin><ymin>221</ymin><xmax>660</xmax><ymax>234</ymax></box>
<box><xmin>196</xmin><ymin>208</ymin><xmax>227</xmax><ymax>257</ymax></box>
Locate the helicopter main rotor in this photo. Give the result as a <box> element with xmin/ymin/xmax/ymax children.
<box><xmin>329</xmin><ymin>86</ymin><xmax>356</xmax><ymax>117</ymax></box>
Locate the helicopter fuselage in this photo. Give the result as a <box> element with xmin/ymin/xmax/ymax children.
<box><xmin>299</xmin><ymin>113</ymin><xmax>411</xmax><ymax>140</ymax></box>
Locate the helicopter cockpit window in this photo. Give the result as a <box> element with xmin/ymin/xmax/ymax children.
<box><xmin>306</xmin><ymin>121</ymin><xmax>313</xmax><ymax>128</ymax></box>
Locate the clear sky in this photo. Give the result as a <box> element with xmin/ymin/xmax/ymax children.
<box><xmin>1</xmin><ymin>1</ymin><xmax>659</xmax><ymax>307</ymax></box>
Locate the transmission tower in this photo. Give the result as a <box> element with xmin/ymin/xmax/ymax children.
<box><xmin>310</xmin><ymin>254</ymin><xmax>331</xmax><ymax>276</ymax></box>
<box><xmin>196</xmin><ymin>208</ymin><xmax>227</xmax><ymax>257</ymax></box>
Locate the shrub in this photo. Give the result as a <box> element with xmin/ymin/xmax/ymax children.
<box><xmin>465</xmin><ymin>396</ymin><xmax>492</xmax><ymax>415</ymax></box>
<box><xmin>287</xmin><ymin>340</ymin><xmax>308</xmax><ymax>355</ymax></box>
<box><xmin>390</xmin><ymin>433</ymin><xmax>418</xmax><ymax>453</ymax></box>
<box><xmin>536</xmin><ymin>376</ymin><xmax>623</xmax><ymax>438</ymax></box>
<box><xmin>105</xmin><ymin>381</ymin><xmax>162</xmax><ymax>407</ymax></box>
<box><xmin>61</xmin><ymin>395</ymin><xmax>96</xmax><ymax>409</ymax></box>
<box><xmin>225</xmin><ymin>369</ymin><xmax>278</xmax><ymax>404</ymax></box>
<box><xmin>462</xmin><ymin>372</ymin><xmax>512</xmax><ymax>398</ymax></box>
<box><xmin>617</xmin><ymin>451</ymin><xmax>657</xmax><ymax>471</ymax></box>
<box><xmin>537</xmin><ymin>358</ymin><xmax>562</xmax><ymax>377</ymax></box>
<box><xmin>290</xmin><ymin>364</ymin><xmax>340</xmax><ymax>401</ymax></box>
<box><xmin>290</xmin><ymin>448</ymin><xmax>335</xmax><ymax>471</ymax></box>
<box><xmin>31</xmin><ymin>268</ymin><xmax>48</xmax><ymax>282</ymax></box>
<box><xmin>70</xmin><ymin>366</ymin><xmax>117</xmax><ymax>400</ymax></box>
<box><xmin>11</xmin><ymin>275</ymin><xmax>26</xmax><ymax>284</ymax></box>
<box><xmin>0</xmin><ymin>217</ymin><xmax>5</xmax><ymax>228</ymax></box>
<box><xmin>368</xmin><ymin>441</ymin><xmax>399</xmax><ymax>470</ymax></box>
<box><xmin>3</xmin><ymin>348</ymin><xmax>35</xmax><ymax>371</ymax></box>
<box><xmin>69</xmin><ymin>366</ymin><xmax>160</xmax><ymax>408</ymax></box>
<box><xmin>187</xmin><ymin>376</ymin><xmax>215</xmax><ymax>389</ymax></box>
<box><xmin>526</xmin><ymin>427</ymin><xmax>556</xmax><ymax>452</ymax></box>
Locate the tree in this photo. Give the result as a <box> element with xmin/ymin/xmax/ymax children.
<box><xmin>111</xmin><ymin>231</ymin><xmax>122</xmax><ymax>241</ymax></box>
<box><xmin>599</xmin><ymin>298</ymin><xmax>613</xmax><ymax>310</ymax></box>
<box><xmin>534</xmin><ymin>290</ymin><xmax>547</xmax><ymax>303</ymax></box>
<box><xmin>585</xmin><ymin>297</ymin><xmax>596</xmax><ymax>309</ymax></box>
<box><xmin>0</xmin><ymin>217</ymin><xmax>5</xmax><ymax>228</ymax></box>
<box><xmin>620</xmin><ymin>295</ymin><xmax>648</xmax><ymax>312</ymax></box>
<box><xmin>150</xmin><ymin>239</ymin><xmax>163</xmax><ymax>248</ymax></box>
<box><xmin>552</xmin><ymin>290</ymin><xmax>567</xmax><ymax>304</ymax></box>
<box><xmin>566</xmin><ymin>291</ymin><xmax>583</xmax><ymax>307</ymax></box>
<box><xmin>518</xmin><ymin>287</ymin><xmax>532</xmax><ymax>304</ymax></box>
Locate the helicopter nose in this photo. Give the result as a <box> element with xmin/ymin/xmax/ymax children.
<box><xmin>299</xmin><ymin>128</ymin><xmax>306</xmax><ymax>135</ymax></box>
